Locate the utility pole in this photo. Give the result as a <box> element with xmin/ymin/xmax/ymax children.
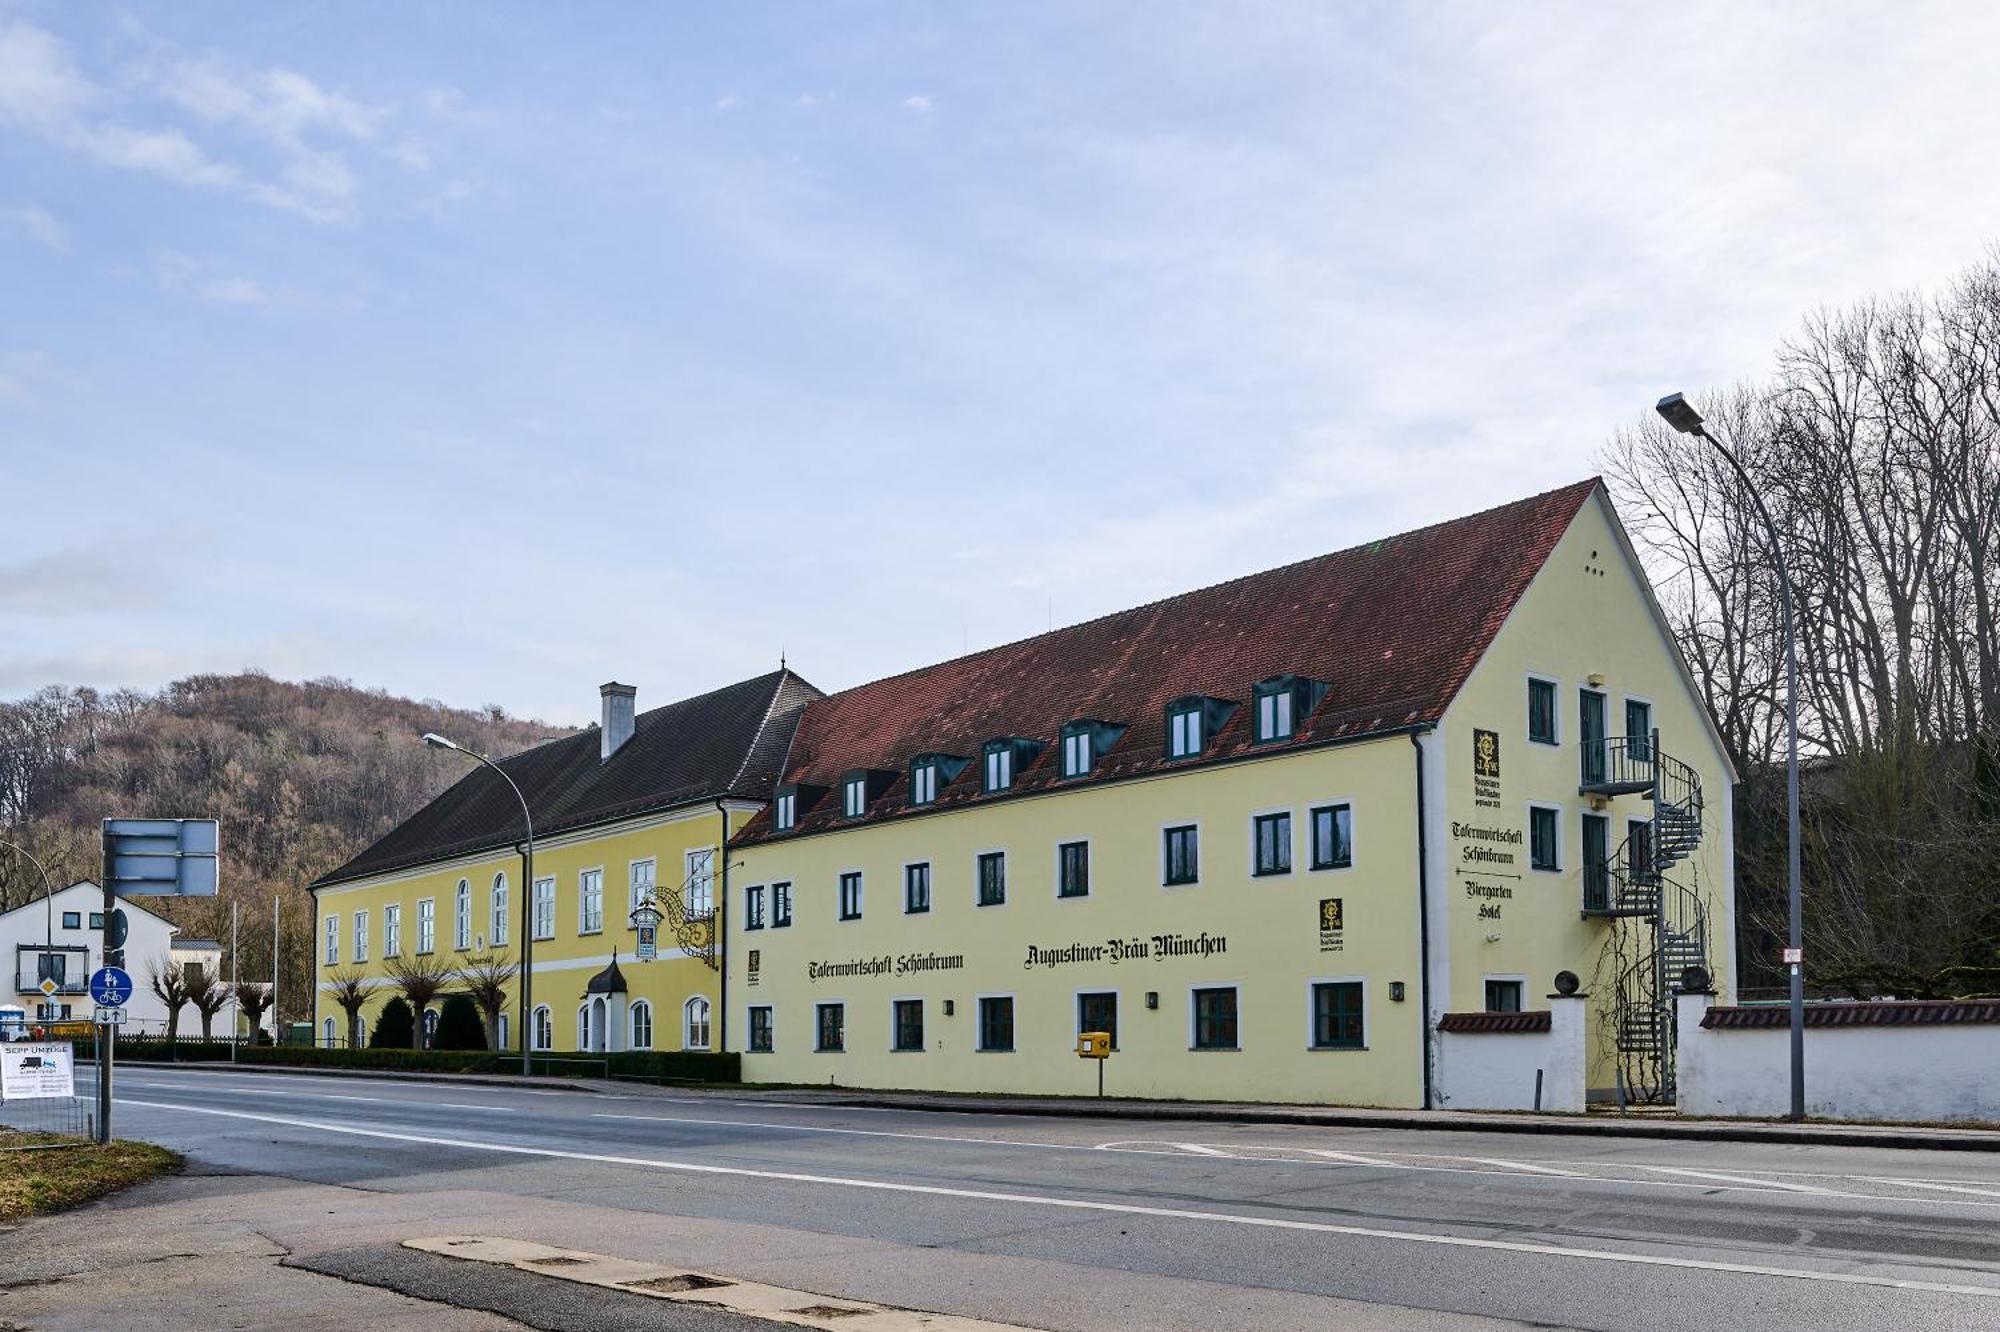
<box><xmin>271</xmin><ymin>893</ymin><xmax>280</xmax><ymax>1044</ymax></box>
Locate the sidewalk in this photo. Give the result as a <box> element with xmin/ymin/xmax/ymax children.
<box><xmin>123</xmin><ymin>1060</ymin><xmax>2000</xmax><ymax>1151</ymax></box>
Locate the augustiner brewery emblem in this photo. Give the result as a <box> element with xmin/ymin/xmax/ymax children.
<box><xmin>1473</xmin><ymin>728</ymin><xmax>1502</xmax><ymax>808</ymax></box>
<box><xmin>1474</xmin><ymin>728</ymin><xmax>1500</xmax><ymax>778</ymax></box>
<box><xmin>1319</xmin><ymin>897</ymin><xmax>1344</xmax><ymax>952</ymax></box>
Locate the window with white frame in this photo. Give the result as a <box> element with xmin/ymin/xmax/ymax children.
<box><xmin>685</xmin><ymin>848</ymin><xmax>714</xmax><ymax>919</ymax></box>
<box><xmin>323</xmin><ymin>1016</ymin><xmax>337</xmax><ymax>1047</ymax></box>
<box><xmin>1310</xmin><ymin>804</ymin><xmax>1353</xmax><ymax>870</ymax></box>
<box><xmin>776</xmin><ymin>791</ymin><xmax>796</xmax><ymax>830</ymax></box>
<box><xmin>579</xmin><ymin>869</ymin><xmax>604</xmax><ymax>933</ymax></box>
<box><xmin>491</xmin><ymin>873</ymin><xmax>509</xmax><ymax>947</ymax></box>
<box><xmin>455</xmin><ymin>879</ymin><xmax>472</xmax><ymax>949</ymax></box>
<box><xmin>384</xmin><ymin>903</ymin><xmax>402</xmax><ymax>957</ymax></box>
<box><xmin>417</xmin><ymin>898</ymin><xmax>436</xmax><ymax>953</ymax></box>
<box><xmin>497</xmin><ymin>1012</ymin><xmax>510</xmax><ymax>1051</ymax></box>
<box><xmin>984</xmin><ymin>743</ymin><xmax>1012</xmax><ymax>793</ymax></box>
<box><xmin>353</xmin><ymin>909</ymin><xmax>369</xmax><ymax>962</ymax></box>
<box><xmin>904</xmin><ymin>862</ymin><xmax>930</xmax><ymax>913</ymax></box>
<box><xmin>532</xmin><ymin>877</ymin><xmax>555</xmax><ymax>940</ymax></box>
<box><xmin>1062</xmin><ymin>728</ymin><xmax>1092</xmax><ymax>778</ymax></box>
<box><xmin>1527</xmin><ymin>676</ymin><xmax>1559</xmax><ymax>745</ymax></box>
<box><xmin>684</xmin><ymin>995</ymin><xmax>712</xmax><ymax>1050</ymax></box>
<box><xmin>532</xmin><ymin>1004</ymin><xmax>552</xmax><ymax>1050</ymax></box>
<box><xmin>748</xmin><ymin>1005</ymin><xmax>774</xmax><ymax>1052</ymax></box>
<box><xmin>1529</xmin><ymin>805</ymin><xmax>1561</xmax><ymax>871</ymax></box>
<box><xmin>577</xmin><ymin>1006</ymin><xmax>590</xmax><ymax>1050</ymax></box>
<box><xmin>910</xmin><ymin>759</ymin><xmax>938</xmax><ymax>806</ymax></box>
<box><xmin>1167</xmin><ymin>702</ymin><xmax>1203</xmax><ymax>759</ymax></box>
<box><xmin>324</xmin><ymin>915</ymin><xmax>339</xmax><ymax>965</ymax></box>
<box><xmin>630</xmin><ymin>858</ymin><xmax>655</xmax><ymax>918</ymax></box>
<box><xmin>631</xmin><ymin>999</ymin><xmax>653</xmax><ymax>1049</ymax></box>
<box><xmin>1255</xmin><ymin>685</ymin><xmax>1294</xmax><ymax>742</ymax></box>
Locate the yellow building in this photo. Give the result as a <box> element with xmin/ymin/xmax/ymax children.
<box><xmin>311</xmin><ymin>670</ymin><xmax>820</xmax><ymax>1059</ymax></box>
<box><xmin>727</xmin><ymin>481</ymin><xmax>1736</xmax><ymax>1107</ymax></box>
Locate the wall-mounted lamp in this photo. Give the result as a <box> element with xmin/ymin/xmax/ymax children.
<box><xmin>1145</xmin><ymin>991</ymin><xmax>1159</xmax><ymax>1010</ymax></box>
<box><xmin>1389</xmin><ymin>981</ymin><xmax>1406</xmax><ymax>1003</ymax></box>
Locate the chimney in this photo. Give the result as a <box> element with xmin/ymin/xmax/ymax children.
<box><xmin>599</xmin><ymin>682</ymin><xmax>637</xmax><ymax>761</ymax></box>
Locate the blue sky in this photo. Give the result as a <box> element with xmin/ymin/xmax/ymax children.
<box><xmin>5</xmin><ymin>3</ymin><xmax>1998</xmax><ymax>725</ymax></box>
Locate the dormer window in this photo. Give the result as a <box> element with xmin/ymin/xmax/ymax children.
<box><xmin>1060</xmin><ymin>720</ymin><xmax>1126</xmax><ymax>778</ymax></box>
<box><xmin>1165</xmin><ymin>696</ymin><xmax>1237</xmax><ymax>760</ymax></box>
<box><xmin>775</xmin><ymin>791</ymin><xmax>796</xmax><ymax>831</ymax></box>
<box><xmin>907</xmin><ymin>753</ymin><xmax>968</xmax><ymax>808</ymax></box>
<box><xmin>1253</xmin><ymin>675</ymin><xmax>1329</xmax><ymax>744</ymax></box>
<box><xmin>843</xmin><ymin>774</ymin><xmax>868</xmax><ymax>818</ymax></box>
<box><xmin>981</xmin><ymin>738</ymin><xmax>1041</xmax><ymax>793</ymax></box>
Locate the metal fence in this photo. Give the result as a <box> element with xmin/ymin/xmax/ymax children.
<box><xmin>0</xmin><ymin>1091</ymin><xmax>94</xmax><ymax>1138</ymax></box>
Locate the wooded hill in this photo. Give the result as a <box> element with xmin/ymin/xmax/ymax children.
<box><xmin>0</xmin><ymin>673</ymin><xmax>571</xmax><ymax>1022</ymax></box>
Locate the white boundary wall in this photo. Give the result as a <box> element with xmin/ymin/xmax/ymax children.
<box><xmin>1677</xmin><ymin>992</ymin><xmax>2000</xmax><ymax>1122</ymax></box>
<box><xmin>1434</xmin><ymin>996</ymin><xmax>1586</xmax><ymax>1112</ymax></box>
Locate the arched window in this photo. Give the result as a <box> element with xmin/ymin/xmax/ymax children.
<box><xmin>491</xmin><ymin>872</ymin><xmax>509</xmax><ymax>947</ymax></box>
<box><xmin>322</xmin><ymin>1016</ymin><xmax>336</xmax><ymax>1048</ymax></box>
<box><xmin>497</xmin><ymin>1012</ymin><xmax>510</xmax><ymax>1051</ymax></box>
<box><xmin>532</xmin><ymin>1005</ymin><xmax>552</xmax><ymax>1051</ymax></box>
<box><xmin>631</xmin><ymin>1000</ymin><xmax>653</xmax><ymax>1050</ymax></box>
<box><xmin>455</xmin><ymin>879</ymin><xmax>472</xmax><ymax>950</ymax></box>
<box><xmin>684</xmin><ymin>996</ymin><xmax>712</xmax><ymax>1050</ymax></box>
<box><xmin>422</xmin><ymin>1007</ymin><xmax>439</xmax><ymax>1048</ymax></box>
<box><xmin>577</xmin><ymin>1004</ymin><xmax>591</xmax><ymax>1051</ymax></box>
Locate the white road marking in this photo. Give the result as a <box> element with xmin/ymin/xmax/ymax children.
<box><xmin>1442</xmin><ymin>1156</ymin><xmax>1582</xmax><ymax>1177</ymax></box>
<box><xmin>1305</xmin><ymin>1149</ymin><xmax>1401</xmax><ymax>1167</ymax></box>
<box><xmin>1861</xmin><ymin>1177</ymin><xmax>2000</xmax><ymax>1200</ymax></box>
<box><xmin>118</xmin><ymin>1099</ymin><xmax>2000</xmax><ymax>1301</ymax></box>
<box><xmin>435</xmin><ymin>1103</ymin><xmax>518</xmax><ymax>1113</ymax></box>
<box><xmin>1174</xmin><ymin>1143</ymin><xmax>1232</xmax><ymax>1157</ymax></box>
<box><xmin>594</xmin><ymin>1111</ymin><xmax>1095</xmax><ymax>1152</ymax></box>
<box><xmin>1632</xmin><ymin>1167</ymin><xmax>1837</xmax><ymax>1194</ymax></box>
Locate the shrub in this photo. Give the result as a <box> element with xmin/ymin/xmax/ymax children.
<box><xmin>433</xmin><ymin>995</ymin><xmax>486</xmax><ymax>1051</ymax></box>
<box><xmin>369</xmin><ymin>997</ymin><xmax>414</xmax><ymax>1049</ymax></box>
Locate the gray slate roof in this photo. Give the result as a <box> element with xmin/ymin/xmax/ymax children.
<box><xmin>313</xmin><ymin>669</ymin><xmax>820</xmax><ymax>889</ymax></box>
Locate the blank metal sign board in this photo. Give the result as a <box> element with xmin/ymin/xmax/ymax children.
<box><xmin>102</xmin><ymin>818</ymin><xmax>219</xmax><ymax>896</ymax></box>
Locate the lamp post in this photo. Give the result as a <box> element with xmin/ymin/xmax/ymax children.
<box><xmin>1656</xmin><ymin>392</ymin><xmax>1806</xmax><ymax>1121</ymax></box>
<box><xmin>423</xmin><ymin>733</ymin><xmax>535</xmax><ymax>1074</ymax></box>
<box><xmin>0</xmin><ymin>838</ymin><xmax>60</xmax><ymax>1003</ymax></box>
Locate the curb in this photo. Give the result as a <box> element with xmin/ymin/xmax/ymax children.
<box><xmin>748</xmin><ymin>1092</ymin><xmax>2000</xmax><ymax>1152</ymax></box>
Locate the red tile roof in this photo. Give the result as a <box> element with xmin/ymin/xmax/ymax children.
<box><xmin>739</xmin><ymin>479</ymin><xmax>1600</xmax><ymax>844</ymax></box>
<box><xmin>1437</xmin><ymin>1010</ymin><xmax>1554</xmax><ymax>1034</ymax></box>
<box><xmin>1703</xmin><ymin>1000</ymin><xmax>2000</xmax><ymax>1029</ymax></box>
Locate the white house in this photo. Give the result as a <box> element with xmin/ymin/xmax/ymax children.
<box><xmin>0</xmin><ymin>881</ymin><xmax>239</xmax><ymax>1038</ymax></box>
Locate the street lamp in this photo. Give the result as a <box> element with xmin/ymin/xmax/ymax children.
<box><xmin>1655</xmin><ymin>392</ymin><xmax>1806</xmax><ymax>1121</ymax></box>
<box><xmin>0</xmin><ymin>838</ymin><xmax>61</xmax><ymax>1005</ymax></box>
<box><xmin>424</xmin><ymin>733</ymin><xmax>536</xmax><ymax>1073</ymax></box>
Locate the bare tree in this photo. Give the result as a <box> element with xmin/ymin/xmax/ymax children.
<box><xmin>455</xmin><ymin>952</ymin><xmax>518</xmax><ymax>1051</ymax></box>
<box><xmin>233</xmin><ymin>979</ymin><xmax>274</xmax><ymax>1040</ymax></box>
<box><xmin>323</xmin><ymin>971</ymin><xmax>370</xmax><ymax>1047</ymax></box>
<box><xmin>188</xmin><ymin>966</ymin><xmax>231</xmax><ymax>1040</ymax></box>
<box><xmin>148</xmin><ymin>958</ymin><xmax>192</xmax><ymax>1040</ymax></box>
<box><xmin>385</xmin><ymin>955</ymin><xmax>452</xmax><ymax>1049</ymax></box>
<box><xmin>1603</xmin><ymin>249</ymin><xmax>2000</xmax><ymax>998</ymax></box>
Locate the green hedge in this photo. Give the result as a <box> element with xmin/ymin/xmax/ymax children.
<box><xmin>228</xmin><ymin>1045</ymin><xmax>739</xmax><ymax>1082</ymax></box>
<box><xmin>76</xmin><ymin>1039</ymin><xmax>238</xmax><ymax>1062</ymax></box>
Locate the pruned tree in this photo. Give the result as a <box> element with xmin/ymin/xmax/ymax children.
<box><xmin>187</xmin><ymin>965</ymin><xmax>232</xmax><ymax>1040</ymax></box>
<box><xmin>385</xmin><ymin>955</ymin><xmax>452</xmax><ymax>1048</ymax></box>
<box><xmin>455</xmin><ymin>951</ymin><xmax>518</xmax><ymax>1052</ymax></box>
<box><xmin>148</xmin><ymin>957</ymin><xmax>192</xmax><ymax>1040</ymax></box>
<box><xmin>233</xmin><ymin>979</ymin><xmax>274</xmax><ymax>1040</ymax></box>
<box><xmin>324</xmin><ymin>970</ymin><xmax>371</xmax><ymax>1047</ymax></box>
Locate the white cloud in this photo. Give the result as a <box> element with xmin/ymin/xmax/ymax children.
<box><xmin>902</xmin><ymin>94</ymin><xmax>932</xmax><ymax>114</ymax></box>
<box><xmin>0</xmin><ymin>22</ymin><xmax>408</xmax><ymax>223</ymax></box>
<box><xmin>714</xmin><ymin>93</ymin><xmax>741</xmax><ymax>111</ymax></box>
<box><xmin>9</xmin><ymin>205</ymin><xmax>67</xmax><ymax>251</ymax></box>
<box><xmin>151</xmin><ymin>250</ymin><xmax>267</xmax><ymax>305</ymax></box>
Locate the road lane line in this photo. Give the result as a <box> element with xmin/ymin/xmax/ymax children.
<box><xmin>594</xmin><ymin>1111</ymin><xmax>1097</xmax><ymax>1152</ymax></box>
<box><xmin>1860</xmin><ymin>1177</ymin><xmax>2000</xmax><ymax>1200</ymax></box>
<box><xmin>1632</xmin><ymin>1167</ymin><xmax>1836</xmax><ymax>1194</ymax></box>
<box><xmin>118</xmin><ymin>1098</ymin><xmax>2000</xmax><ymax>1301</ymax></box>
<box><xmin>1440</xmin><ymin>1156</ymin><xmax>1582</xmax><ymax>1177</ymax></box>
<box><xmin>435</xmin><ymin>1103</ymin><xmax>519</xmax><ymax>1113</ymax></box>
<box><xmin>1174</xmin><ymin>1143</ymin><xmax>1232</xmax><ymax>1157</ymax></box>
<box><xmin>1305</xmin><ymin>1150</ymin><xmax>1401</xmax><ymax>1167</ymax></box>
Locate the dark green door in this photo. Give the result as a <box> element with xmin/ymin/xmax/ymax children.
<box><xmin>1580</xmin><ymin>689</ymin><xmax>1607</xmax><ymax>784</ymax></box>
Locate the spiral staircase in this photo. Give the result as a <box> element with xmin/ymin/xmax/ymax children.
<box><xmin>1580</xmin><ymin>731</ymin><xmax>1710</xmax><ymax>1102</ymax></box>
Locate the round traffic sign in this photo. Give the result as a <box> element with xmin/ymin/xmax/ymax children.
<box><xmin>89</xmin><ymin>966</ymin><xmax>133</xmax><ymax>1008</ymax></box>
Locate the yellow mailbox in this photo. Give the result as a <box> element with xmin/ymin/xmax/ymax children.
<box><xmin>1076</xmin><ymin>1031</ymin><xmax>1112</xmax><ymax>1059</ymax></box>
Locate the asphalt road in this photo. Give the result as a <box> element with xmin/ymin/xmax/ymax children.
<box><xmin>70</xmin><ymin>1065</ymin><xmax>2000</xmax><ymax>1330</ymax></box>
